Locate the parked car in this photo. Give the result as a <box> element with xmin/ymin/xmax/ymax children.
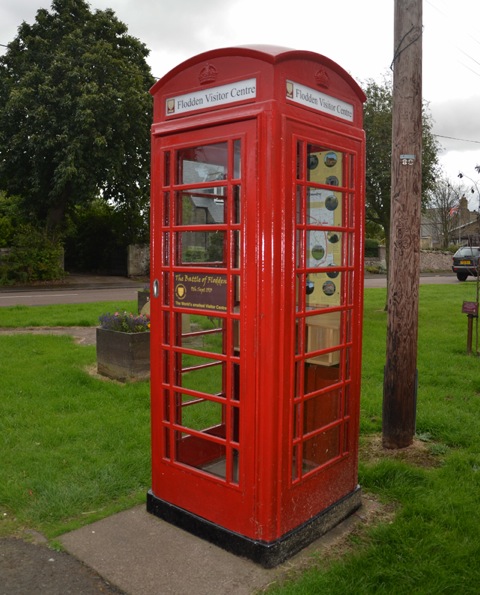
<box><xmin>452</xmin><ymin>246</ymin><xmax>480</xmax><ymax>281</ymax></box>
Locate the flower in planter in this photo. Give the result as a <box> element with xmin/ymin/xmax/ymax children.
<box><xmin>99</xmin><ymin>311</ymin><xmax>150</xmax><ymax>333</ymax></box>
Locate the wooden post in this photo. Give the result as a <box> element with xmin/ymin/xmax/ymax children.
<box><xmin>462</xmin><ymin>301</ymin><xmax>478</xmax><ymax>354</ymax></box>
<box><xmin>383</xmin><ymin>0</ymin><xmax>423</xmax><ymax>449</ymax></box>
<box><xmin>467</xmin><ymin>315</ymin><xmax>473</xmax><ymax>355</ymax></box>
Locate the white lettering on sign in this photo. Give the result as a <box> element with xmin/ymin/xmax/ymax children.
<box><xmin>286</xmin><ymin>80</ymin><xmax>354</xmax><ymax>122</ymax></box>
<box><xmin>166</xmin><ymin>78</ymin><xmax>257</xmax><ymax>116</ymax></box>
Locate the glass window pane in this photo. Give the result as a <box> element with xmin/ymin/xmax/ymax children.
<box><xmin>307</xmin><ymin>230</ymin><xmax>327</xmax><ymax>267</ymax></box>
<box><xmin>348</xmin><ymin>154</ymin><xmax>355</xmax><ymax>189</ymax></box>
<box><xmin>305</xmin><ymin>272</ymin><xmax>342</xmax><ymax>308</ymax></box>
<box><xmin>177</xmin><ymin>143</ymin><xmax>228</xmax><ymax>185</ymax></box>
<box><xmin>304</xmin><ymin>363</ymin><xmax>340</xmax><ymax>395</ymax></box>
<box><xmin>232</xmin><ymin>362</ymin><xmax>240</xmax><ymax>399</ymax></box>
<box><xmin>296</xmin><ymin>186</ymin><xmax>303</xmax><ymax>224</ymax></box>
<box><xmin>296</xmin><ymin>230</ymin><xmax>303</xmax><ymax>268</ymax></box>
<box><xmin>292</xmin><ymin>445</ymin><xmax>300</xmax><ymax>480</ymax></box>
<box><xmin>233</xmin><ymin>319</ymin><xmax>240</xmax><ymax>353</ymax></box>
<box><xmin>344</xmin><ymin>310</ymin><xmax>352</xmax><ymax>343</ymax></box>
<box><xmin>231</xmin><ymin>448</ymin><xmax>239</xmax><ymax>484</ymax></box>
<box><xmin>302</xmin><ymin>425</ymin><xmax>340</xmax><ymax>472</ymax></box>
<box><xmin>175</xmin><ymin>431</ymin><xmax>227</xmax><ymax>479</ymax></box>
<box><xmin>232</xmin><ymin>232</ymin><xmax>241</xmax><ymax>269</ymax></box>
<box><xmin>162</xmin><ymin>311</ymin><xmax>170</xmax><ymax>344</ymax></box>
<box><xmin>307</xmin><ymin>145</ymin><xmax>343</xmax><ymax>187</ymax></box>
<box><xmin>344</xmin><ymin>386</ymin><xmax>351</xmax><ymax>417</ymax></box>
<box><xmin>164</xmin><ymin>151</ymin><xmax>171</xmax><ymax>186</ymax></box>
<box><xmin>162</xmin><ymin>272</ymin><xmax>169</xmax><ymax>306</ymax></box>
<box><xmin>306</xmin><ymin>311</ymin><xmax>341</xmax><ymax>367</ymax></box>
<box><xmin>293</xmin><ymin>403</ymin><xmax>301</xmax><ymax>439</ymax></box>
<box><xmin>231</xmin><ymin>407</ymin><xmax>240</xmax><ymax>443</ymax></box>
<box><xmin>295</xmin><ymin>319</ymin><xmax>305</xmax><ymax>356</ymax></box>
<box><xmin>233</xmin><ymin>185</ymin><xmax>241</xmax><ymax>224</ymax></box>
<box><xmin>296</xmin><ymin>140</ymin><xmax>303</xmax><ymax>180</ymax></box>
<box><xmin>346</xmin><ymin>192</ymin><xmax>355</xmax><ymax>228</ymax></box>
<box><xmin>162</xmin><ymin>232</ymin><xmax>170</xmax><ymax>266</ymax></box>
<box><xmin>163</xmin><ymin>191</ymin><xmax>170</xmax><ymax>225</ymax></box>
<box><xmin>307</xmin><ymin>188</ymin><xmax>342</xmax><ymax>227</ymax></box>
<box><xmin>180</xmin><ymin>354</ymin><xmax>224</xmax><ymax>396</ymax></box>
<box><xmin>178</xmin><ymin>394</ymin><xmax>224</xmax><ymax>431</ymax></box>
<box><xmin>233</xmin><ymin>140</ymin><xmax>241</xmax><ymax>179</ymax></box>
<box><xmin>344</xmin><ymin>347</ymin><xmax>352</xmax><ymax>382</ymax></box>
<box><xmin>307</xmin><ymin>230</ymin><xmax>342</xmax><ymax>269</ymax></box>
<box><xmin>177</xmin><ymin>190</ymin><xmax>225</xmax><ymax>226</ymax></box>
<box><xmin>233</xmin><ymin>273</ymin><xmax>241</xmax><ymax>306</ymax></box>
<box><xmin>164</xmin><ymin>427</ymin><xmax>171</xmax><ymax>459</ymax></box>
<box><xmin>296</xmin><ymin>276</ymin><xmax>302</xmax><ymax>313</ymax></box>
<box><xmin>345</xmin><ymin>232</ymin><xmax>354</xmax><ymax>267</ymax></box>
<box><xmin>162</xmin><ymin>351</ymin><xmax>170</xmax><ymax>385</ymax></box>
<box><xmin>160</xmin><ymin>390</ymin><xmax>170</xmax><ymax>422</ymax></box>
<box><xmin>303</xmin><ymin>389</ymin><xmax>341</xmax><ymax>432</ymax></box>
<box><xmin>178</xmin><ymin>231</ymin><xmax>225</xmax><ymax>265</ymax></box>
<box><xmin>178</xmin><ymin>314</ymin><xmax>224</xmax><ymax>354</ymax></box>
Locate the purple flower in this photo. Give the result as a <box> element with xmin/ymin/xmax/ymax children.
<box><xmin>99</xmin><ymin>311</ymin><xmax>150</xmax><ymax>333</ymax></box>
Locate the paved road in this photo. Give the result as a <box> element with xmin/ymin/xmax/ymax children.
<box><xmin>0</xmin><ymin>273</ymin><xmax>463</xmax><ymax>307</ymax></box>
<box><xmin>365</xmin><ymin>272</ymin><xmax>460</xmax><ymax>288</ymax></box>
<box><xmin>0</xmin><ymin>275</ymin><xmax>144</xmax><ymax>307</ymax></box>
<box><xmin>0</xmin><ymin>287</ymin><xmax>139</xmax><ymax>307</ymax></box>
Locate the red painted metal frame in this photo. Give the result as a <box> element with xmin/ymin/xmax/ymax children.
<box><xmin>150</xmin><ymin>121</ymin><xmax>260</xmax><ymax>536</ymax></box>
<box><xmin>149</xmin><ymin>45</ymin><xmax>365</xmax><ymax>545</ymax></box>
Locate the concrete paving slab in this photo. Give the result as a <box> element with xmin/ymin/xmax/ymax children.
<box><xmin>60</xmin><ymin>506</ymin><xmax>275</xmax><ymax>595</ymax></box>
<box><xmin>59</xmin><ymin>500</ymin><xmax>377</xmax><ymax>595</ymax></box>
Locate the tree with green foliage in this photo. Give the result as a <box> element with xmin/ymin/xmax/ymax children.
<box><xmin>63</xmin><ymin>199</ymin><xmax>134</xmax><ymax>273</ymax></box>
<box><xmin>0</xmin><ymin>192</ymin><xmax>23</xmax><ymax>248</ymax></box>
<box><xmin>0</xmin><ymin>0</ymin><xmax>154</xmax><ymax>236</ymax></box>
<box><xmin>363</xmin><ymin>77</ymin><xmax>440</xmax><ymax>249</ymax></box>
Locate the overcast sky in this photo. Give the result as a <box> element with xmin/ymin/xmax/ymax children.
<box><xmin>2</xmin><ymin>0</ymin><xmax>480</xmax><ymax>197</ymax></box>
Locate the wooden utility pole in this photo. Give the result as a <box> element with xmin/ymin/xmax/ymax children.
<box><xmin>383</xmin><ymin>0</ymin><xmax>423</xmax><ymax>449</ymax></box>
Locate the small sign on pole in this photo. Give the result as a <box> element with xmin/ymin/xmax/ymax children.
<box><xmin>462</xmin><ymin>301</ymin><xmax>478</xmax><ymax>316</ymax></box>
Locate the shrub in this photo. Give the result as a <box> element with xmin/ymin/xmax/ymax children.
<box><xmin>365</xmin><ymin>238</ymin><xmax>380</xmax><ymax>258</ymax></box>
<box><xmin>0</xmin><ymin>225</ymin><xmax>65</xmax><ymax>285</ymax></box>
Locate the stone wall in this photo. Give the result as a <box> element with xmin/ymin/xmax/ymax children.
<box><xmin>128</xmin><ymin>244</ymin><xmax>452</xmax><ymax>276</ymax></box>
<box><xmin>419</xmin><ymin>250</ymin><xmax>452</xmax><ymax>272</ymax></box>
<box><xmin>366</xmin><ymin>248</ymin><xmax>452</xmax><ymax>272</ymax></box>
<box><xmin>127</xmin><ymin>244</ymin><xmax>149</xmax><ymax>277</ymax></box>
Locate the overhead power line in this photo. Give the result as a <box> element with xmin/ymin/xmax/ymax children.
<box><xmin>434</xmin><ymin>134</ymin><xmax>480</xmax><ymax>145</ymax></box>
<box><xmin>425</xmin><ymin>0</ymin><xmax>480</xmax><ymax>81</ymax></box>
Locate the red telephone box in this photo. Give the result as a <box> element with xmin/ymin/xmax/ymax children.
<box><xmin>147</xmin><ymin>45</ymin><xmax>366</xmax><ymax>567</ymax></box>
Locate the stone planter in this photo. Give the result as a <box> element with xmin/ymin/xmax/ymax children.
<box><xmin>96</xmin><ymin>328</ymin><xmax>150</xmax><ymax>382</ymax></box>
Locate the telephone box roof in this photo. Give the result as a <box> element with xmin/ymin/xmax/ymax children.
<box><xmin>150</xmin><ymin>44</ymin><xmax>366</xmax><ymax>102</ymax></box>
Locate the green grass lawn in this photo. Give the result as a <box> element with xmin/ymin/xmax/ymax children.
<box><xmin>2</xmin><ymin>287</ymin><xmax>480</xmax><ymax>592</ymax></box>
<box><xmin>0</xmin><ymin>299</ymin><xmax>150</xmax><ymax>539</ymax></box>
<box><xmin>0</xmin><ymin>300</ymin><xmax>135</xmax><ymax>327</ymax></box>
<box><xmin>272</xmin><ymin>283</ymin><xmax>480</xmax><ymax>594</ymax></box>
